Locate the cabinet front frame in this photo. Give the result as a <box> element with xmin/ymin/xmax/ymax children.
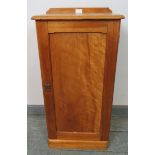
<box><xmin>35</xmin><ymin>20</ymin><xmax>120</xmax><ymax>142</ymax></box>
<box><xmin>47</xmin><ymin>21</ymin><xmax>108</xmax><ymax>33</ymax></box>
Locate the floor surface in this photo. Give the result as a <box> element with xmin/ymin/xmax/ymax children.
<box><xmin>28</xmin><ymin>115</ymin><xmax>128</xmax><ymax>155</ymax></box>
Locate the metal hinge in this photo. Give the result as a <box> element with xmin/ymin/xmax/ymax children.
<box><xmin>44</xmin><ymin>82</ymin><xmax>52</xmax><ymax>92</ymax></box>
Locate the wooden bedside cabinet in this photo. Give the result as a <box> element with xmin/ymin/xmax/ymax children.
<box><xmin>32</xmin><ymin>8</ymin><xmax>124</xmax><ymax>150</ymax></box>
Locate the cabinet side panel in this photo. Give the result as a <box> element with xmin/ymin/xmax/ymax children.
<box><xmin>50</xmin><ymin>33</ymin><xmax>106</xmax><ymax>133</ymax></box>
<box><xmin>100</xmin><ymin>21</ymin><xmax>121</xmax><ymax>141</ymax></box>
<box><xmin>36</xmin><ymin>21</ymin><xmax>57</xmax><ymax>139</ymax></box>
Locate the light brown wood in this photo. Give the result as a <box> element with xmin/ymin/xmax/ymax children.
<box><xmin>32</xmin><ymin>13</ymin><xmax>124</xmax><ymax>20</ymax></box>
<box><xmin>100</xmin><ymin>21</ymin><xmax>121</xmax><ymax>141</ymax></box>
<box><xmin>32</xmin><ymin>7</ymin><xmax>124</xmax><ymax>150</ymax></box>
<box><xmin>46</xmin><ymin>8</ymin><xmax>112</xmax><ymax>14</ymax></box>
<box><xmin>48</xmin><ymin>21</ymin><xmax>108</xmax><ymax>33</ymax></box>
<box><xmin>57</xmin><ymin>132</ymin><xmax>100</xmax><ymax>141</ymax></box>
<box><xmin>35</xmin><ymin>21</ymin><xmax>57</xmax><ymax>139</ymax></box>
<box><xmin>48</xmin><ymin>139</ymin><xmax>108</xmax><ymax>150</ymax></box>
<box><xmin>50</xmin><ymin>32</ymin><xmax>106</xmax><ymax>133</ymax></box>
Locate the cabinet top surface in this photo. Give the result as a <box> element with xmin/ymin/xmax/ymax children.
<box><xmin>32</xmin><ymin>8</ymin><xmax>125</xmax><ymax>20</ymax></box>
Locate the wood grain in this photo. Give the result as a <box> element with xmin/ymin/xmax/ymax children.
<box><xmin>57</xmin><ymin>131</ymin><xmax>100</xmax><ymax>141</ymax></box>
<box><xmin>32</xmin><ymin>14</ymin><xmax>124</xmax><ymax>20</ymax></box>
<box><xmin>36</xmin><ymin>21</ymin><xmax>57</xmax><ymax>139</ymax></box>
<box><xmin>48</xmin><ymin>139</ymin><xmax>108</xmax><ymax>150</ymax></box>
<box><xmin>48</xmin><ymin>21</ymin><xmax>108</xmax><ymax>33</ymax></box>
<box><xmin>50</xmin><ymin>33</ymin><xmax>106</xmax><ymax>133</ymax></box>
<box><xmin>46</xmin><ymin>8</ymin><xmax>112</xmax><ymax>14</ymax></box>
<box><xmin>100</xmin><ymin>21</ymin><xmax>121</xmax><ymax>141</ymax></box>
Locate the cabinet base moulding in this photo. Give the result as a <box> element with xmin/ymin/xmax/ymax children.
<box><xmin>48</xmin><ymin>139</ymin><xmax>109</xmax><ymax>150</ymax></box>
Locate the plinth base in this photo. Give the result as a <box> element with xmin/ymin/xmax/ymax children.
<box><xmin>48</xmin><ymin>139</ymin><xmax>108</xmax><ymax>150</ymax></box>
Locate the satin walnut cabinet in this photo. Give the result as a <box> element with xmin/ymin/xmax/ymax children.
<box><xmin>32</xmin><ymin>8</ymin><xmax>124</xmax><ymax>150</ymax></box>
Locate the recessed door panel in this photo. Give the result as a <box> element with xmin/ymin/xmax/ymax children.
<box><xmin>50</xmin><ymin>33</ymin><xmax>106</xmax><ymax>133</ymax></box>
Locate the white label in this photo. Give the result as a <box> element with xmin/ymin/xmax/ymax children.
<box><xmin>75</xmin><ymin>9</ymin><xmax>83</xmax><ymax>15</ymax></box>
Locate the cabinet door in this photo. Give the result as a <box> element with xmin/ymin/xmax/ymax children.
<box><xmin>50</xmin><ymin>32</ymin><xmax>106</xmax><ymax>140</ymax></box>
